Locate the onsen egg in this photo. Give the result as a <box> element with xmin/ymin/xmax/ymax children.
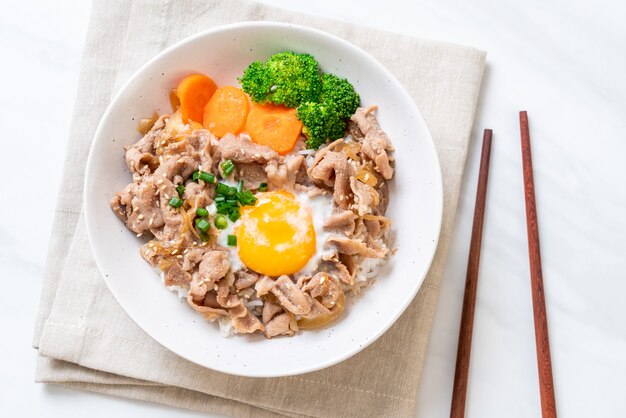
<box><xmin>236</xmin><ymin>191</ymin><xmax>317</xmax><ymax>276</ymax></box>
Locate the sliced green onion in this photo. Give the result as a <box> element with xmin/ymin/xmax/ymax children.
<box><xmin>214</xmin><ymin>195</ymin><xmax>225</xmax><ymax>203</ymax></box>
<box><xmin>228</xmin><ymin>210</ymin><xmax>240</xmax><ymax>222</ymax></box>
<box><xmin>195</xmin><ymin>218</ymin><xmax>210</xmax><ymax>232</ymax></box>
<box><xmin>192</xmin><ymin>170</ymin><xmax>200</xmax><ymax>181</ymax></box>
<box><xmin>196</xmin><ymin>207</ymin><xmax>209</xmax><ymax>217</ymax></box>
<box><xmin>214</xmin><ymin>214</ymin><xmax>228</xmax><ymax>230</ymax></box>
<box><xmin>226</xmin><ymin>187</ymin><xmax>237</xmax><ymax>198</ymax></box>
<box><xmin>199</xmin><ymin>230</ymin><xmax>210</xmax><ymax>242</ymax></box>
<box><xmin>237</xmin><ymin>190</ymin><xmax>257</xmax><ymax>206</ymax></box>
<box><xmin>176</xmin><ymin>184</ymin><xmax>185</xmax><ymax>198</ymax></box>
<box><xmin>215</xmin><ymin>183</ymin><xmax>230</xmax><ymax>195</ymax></box>
<box><xmin>258</xmin><ymin>182</ymin><xmax>268</xmax><ymax>192</ymax></box>
<box><xmin>198</xmin><ymin>171</ymin><xmax>215</xmax><ymax>184</ymax></box>
<box><xmin>227</xmin><ymin>235</ymin><xmax>237</xmax><ymax>246</ymax></box>
<box><xmin>236</xmin><ymin>180</ymin><xmax>243</xmax><ymax>193</ymax></box>
<box><xmin>221</xmin><ymin>159</ymin><xmax>235</xmax><ymax>176</ymax></box>
<box><xmin>168</xmin><ymin>196</ymin><xmax>183</xmax><ymax>208</ymax></box>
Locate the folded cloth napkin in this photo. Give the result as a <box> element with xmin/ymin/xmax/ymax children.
<box><xmin>33</xmin><ymin>1</ymin><xmax>486</xmax><ymax>416</ymax></box>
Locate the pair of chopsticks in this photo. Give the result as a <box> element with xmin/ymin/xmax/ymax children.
<box><xmin>449</xmin><ymin>112</ymin><xmax>557</xmax><ymax>418</ymax></box>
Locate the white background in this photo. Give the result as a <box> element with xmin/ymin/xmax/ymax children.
<box><xmin>2</xmin><ymin>0</ymin><xmax>625</xmax><ymax>417</ymax></box>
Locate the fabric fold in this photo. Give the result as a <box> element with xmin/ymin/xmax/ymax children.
<box><xmin>34</xmin><ymin>1</ymin><xmax>486</xmax><ymax>417</ymax></box>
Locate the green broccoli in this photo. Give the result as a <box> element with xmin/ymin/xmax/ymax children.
<box><xmin>239</xmin><ymin>52</ymin><xmax>322</xmax><ymax>108</ymax></box>
<box><xmin>297</xmin><ymin>101</ymin><xmax>347</xmax><ymax>150</ymax></box>
<box><xmin>296</xmin><ymin>74</ymin><xmax>360</xmax><ymax>149</ymax></box>
<box><xmin>319</xmin><ymin>73</ymin><xmax>360</xmax><ymax>118</ymax></box>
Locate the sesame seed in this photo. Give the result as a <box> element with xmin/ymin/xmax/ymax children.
<box><xmin>213</xmin><ymin>284</ymin><xmax>219</xmax><ymax>291</ymax></box>
<box><xmin>160</xmin><ymin>185</ymin><xmax>166</xmax><ymax>190</ymax></box>
<box><xmin>176</xmin><ymin>255</ymin><xmax>183</xmax><ymax>259</ymax></box>
<box><xmin>192</xmin><ymin>242</ymin><xmax>198</xmax><ymax>246</ymax></box>
<box><xmin>177</xmin><ymin>158</ymin><xmax>185</xmax><ymax>163</ymax></box>
<box><xmin>164</xmin><ymin>194</ymin><xmax>170</xmax><ymax>199</ymax></box>
<box><xmin>136</xmin><ymin>233</ymin><xmax>143</xmax><ymax>237</ymax></box>
<box><xmin>171</xmin><ymin>249</ymin><xmax>178</xmax><ymax>255</ymax></box>
<box><xmin>156</xmin><ymin>179</ymin><xmax>164</xmax><ymax>185</ymax></box>
<box><xmin>137</xmin><ymin>214</ymin><xmax>144</xmax><ymax>220</ymax></box>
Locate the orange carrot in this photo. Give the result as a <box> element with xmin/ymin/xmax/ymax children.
<box><xmin>244</xmin><ymin>104</ymin><xmax>303</xmax><ymax>155</ymax></box>
<box><xmin>202</xmin><ymin>86</ymin><xmax>250</xmax><ymax>137</ymax></box>
<box><xmin>176</xmin><ymin>74</ymin><xmax>217</xmax><ymax>123</ymax></box>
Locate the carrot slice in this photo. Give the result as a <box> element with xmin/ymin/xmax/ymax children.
<box><xmin>244</xmin><ymin>104</ymin><xmax>303</xmax><ymax>155</ymax></box>
<box><xmin>202</xmin><ymin>86</ymin><xmax>250</xmax><ymax>137</ymax></box>
<box><xmin>176</xmin><ymin>74</ymin><xmax>217</xmax><ymax>123</ymax></box>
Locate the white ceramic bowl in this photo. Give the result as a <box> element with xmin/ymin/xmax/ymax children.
<box><xmin>84</xmin><ymin>22</ymin><xmax>442</xmax><ymax>377</ymax></box>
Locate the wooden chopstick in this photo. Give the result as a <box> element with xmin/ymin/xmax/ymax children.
<box><xmin>450</xmin><ymin>129</ymin><xmax>493</xmax><ymax>418</ymax></box>
<box><xmin>519</xmin><ymin>111</ymin><xmax>557</xmax><ymax>418</ymax></box>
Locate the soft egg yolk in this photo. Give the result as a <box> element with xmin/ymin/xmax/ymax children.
<box><xmin>236</xmin><ymin>191</ymin><xmax>316</xmax><ymax>276</ymax></box>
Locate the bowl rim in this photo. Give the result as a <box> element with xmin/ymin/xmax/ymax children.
<box><xmin>84</xmin><ymin>20</ymin><xmax>443</xmax><ymax>377</ymax></box>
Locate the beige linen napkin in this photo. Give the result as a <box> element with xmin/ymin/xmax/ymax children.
<box><xmin>34</xmin><ymin>1</ymin><xmax>486</xmax><ymax>416</ymax></box>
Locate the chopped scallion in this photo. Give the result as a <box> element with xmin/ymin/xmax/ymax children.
<box><xmin>214</xmin><ymin>214</ymin><xmax>228</xmax><ymax>230</ymax></box>
<box><xmin>195</xmin><ymin>218</ymin><xmax>210</xmax><ymax>232</ymax></box>
<box><xmin>168</xmin><ymin>196</ymin><xmax>183</xmax><ymax>208</ymax></box>
<box><xmin>258</xmin><ymin>182</ymin><xmax>268</xmax><ymax>192</ymax></box>
<box><xmin>228</xmin><ymin>210</ymin><xmax>240</xmax><ymax>222</ymax></box>
<box><xmin>227</xmin><ymin>235</ymin><xmax>237</xmax><ymax>246</ymax></box>
<box><xmin>215</xmin><ymin>183</ymin><xmax>230</xmax><ymax>195</ymax></box>
<box><xmin>198</xmin><ymin>171</ymin><xmax>215</xmax><ymax>183</ymax></box>
<box><xmin>195</xmin><ymin>207</ymin><xmax>209</xmax><ymax>217</ymax></box>
<box><xmin>221</xmin><ymin>159</ymin><xmax>235</xmax><ymax>176</ymax></box>
<box><xmin>236</xmin><ymin>180</ymin><xmax>243</xmax><ymax>194</ymax></box>
<box><xmin>176</xmin><ymin>184</ymin><xmax>185</xmax><ymax>198</ymax></box>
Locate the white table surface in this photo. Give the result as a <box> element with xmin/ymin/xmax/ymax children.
<box><xmin>3</xmin><ymin>0</ymin><xmax>625</xmax><ymax>416</ymax></box>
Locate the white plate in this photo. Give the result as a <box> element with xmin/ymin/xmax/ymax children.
<box><xmin>84</xmin><ymin>22</ymin><xmax>442</xmax><ymax>377</ymax></box>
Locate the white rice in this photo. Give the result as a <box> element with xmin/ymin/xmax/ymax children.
<box><xmin>355</xmin><ymin>257</ymin><xmax>385</xmax><ymax>282</ymax></box>
<box><xmin>167</xmin><ymin>285</ymin><xmax>188</xmax><ymax>299</ymax></box>
<box><xmin>218</xmin><ymin>317</ymin><xmax>234</xmax><ymax>337</ymax></box>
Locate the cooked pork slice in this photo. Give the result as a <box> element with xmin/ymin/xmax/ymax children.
<box><xmin>254</xmin><ymin>276</ymin><xmax>275</xmax><ymax>296</ymax></box>
<box><xmin>215</xmin><ymin>134</ymin><xmax>278</xmax><ymax>164</ymax></box>
<box><xmin>350</xmin><ymin>177</ymin><xmax>379</xmax><ymax>216</ymax></box>
<box><xmin>232</xmin><ymin>311</ymin><xmax>265</xmax><ymax>334</ymax></box>
<box><xmin>153</xmin><ymin>154</ymin><xmax>197</xmax><ymax>181</ymax></box>
<box><xmin>328</xmin><ymin>236</ymin><xmax>389</xmax><ymax>258</ymax></box>
<box><xmin>110</xmin><ymin>179</ymin><xmax>164</xmax><ymax>234</ymax></box>
<box><xmin>308</xmin><ymin>151</ymin><xmax>353</xmax><ymax>209</ymax></box>
<box><xmin>234</xmin><ymin>270</ymin><xmax>260</xmax><ymax>291</ymax></box>
<box><xmin>376</xmin><ymin>181</ymin><xmax>390</xmax><ymax>214</ymax></box>
<box><xmin>302</xmin><ymin>272</ymin><xmax>330</xmax><ymax>299</ymax></box>
<box><xmin>124</xmin><ymin>115</ymin><xmax>167</xmax><ymax>175</ymax></box>
<box><xmin>187</xmin><ymin>293</ymin><xmax>228</xmax><ymax>321</ymax></box>
<box><xmin>265</xmin><ymin>154</ymin><xmax>305</xmax><ymax>189</ymax></box>
<box><xmin>183</xmin><ymin>181</ymin><xmax>213</xmax><ymax>208</ymax></box>
<box><xmin>164</xmin><ymin>263</ymin><xmax>191</xmax><ymax>287</ymax></box>
<box><xmin>264</xmin><ymin>313</ymin><xmax>295</xmax><ymax>338</ymax></box>
<box><xmin>323</xmin><ymin>210</ymin><xmax>356</xmax><ymax>235</ymax></box>
<box><xmin>236</xmin><ymin>162</ymin><xmax>268</xmax><ymax>190</ymax></box>
<box><xmin>262</xmin><ymin>301</ymin><xmax>283</xmax><ymax>324</ymax></box>
<box><xmin>350</xmin><ymin>107</ymin><xmax>394</xmax><ymax>179</ymax></box>
<box><xmin>271</xmin><ymin>276</ymin><xmax>311</xmax><ymax>315</ymax></box>
<box><xmin>197</xmin><ymin>250</ymin><xmax>230</xmax><ymax>289</ymax></box>
<box><xmin>301</xmin><ymin>298</ymin><xmax>332</xmax><ymax>320</ymax></box>
<box><xmin>326</xmin><ymin>259</ymin><xmax>355</xmax><ymax>286</ymax></box>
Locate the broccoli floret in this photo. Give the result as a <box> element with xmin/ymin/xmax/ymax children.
<box><xmin>319</xmin><ymin>73</ymin><xmax>360</xmax><ymax>118</ymax></box>
<box><xmin>239</xmin><ymin>52</ymin><xmax>322</xmax><ymax>108</ymax></box>
<box><xmin>297</xmin><ymin>101</ymin><xmax>346</xmax><ymax>149</ymax></box>
<box><xmin>238</xmin><ymin>61</ymin><xmax>273</xmax><ymax>104</ymax></box>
